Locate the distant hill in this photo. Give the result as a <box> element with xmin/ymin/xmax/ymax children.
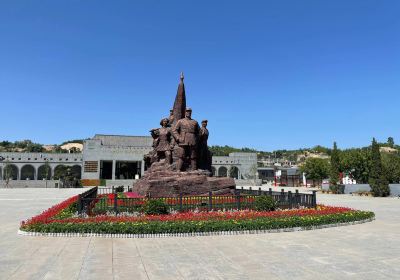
<box><xmin>0</xmin><ymin>139</ymin><xmax>85</xmax><ymax>153</ymax></box>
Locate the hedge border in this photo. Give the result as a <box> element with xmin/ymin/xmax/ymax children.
<box><xmin>18</xmin><ymin>217</ymin><xmax>374</xmax><ymax>239</ymax></box>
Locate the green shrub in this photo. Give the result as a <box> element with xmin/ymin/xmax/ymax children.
<box><xmin>54</xmin><ymin>202</ymin><xmax>77</xmax><ymax>219</ymax></box>
<box><xmin>141</xmin><ymin>199</ymin><xmax>169</xmax><ymax>215</ymax></box>
<box><xmin>92</xmin><ymin>197</ymin><xmax>108</xmax><ymax>215</ymax></box>
<box><xmin>254</xmin><ymin>195</ymin><xmax>277</xmax><ymax>211</ymax></box>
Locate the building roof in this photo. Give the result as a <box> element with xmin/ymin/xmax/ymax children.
<box><xmin>93</xmin><ymin>134</ymin><xmax>153</xmax><ymax>147</ymax></box>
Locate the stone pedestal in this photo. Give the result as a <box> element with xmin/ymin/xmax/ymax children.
<box><xmin>132</xmin><ymin>162</ymin><xmax>235</xmax><ymax>197</ymax></box>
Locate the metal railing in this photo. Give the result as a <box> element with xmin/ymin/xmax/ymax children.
<box><xmin>77</xmin><ymin>187</ymin><xmax>98</xmax><ymax>214</ymax></box>
<box><xmin>77</xmin><ymin>187</ymin><xmax>317</xmax><ymax>215</ymax></box>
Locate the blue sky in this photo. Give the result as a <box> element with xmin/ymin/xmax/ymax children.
<box><xmin>0</xmin><ymin>1</ymin><xmax>399</xmax><ymax>151</ymax></box>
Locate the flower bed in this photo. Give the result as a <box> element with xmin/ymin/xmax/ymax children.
<box><xmin>20</xmin><ymin>195</ymin><xmax>374</xmax><ymax>235</ymax></box>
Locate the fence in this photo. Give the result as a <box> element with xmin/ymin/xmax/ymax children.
<box><xmin>259</xmin><ymin>175</ymin><xmax>321</xmax><ymax>187</ymax></box>
<box><xmin>77</xmin><ymin>187</ymin><xmax>317</xmax><ymax>215</ymax></box>
<box><xmin>77</xmin><ymin>186</ymin><xmax>98</xmax><ymax>214</ymax></box>
<box><xmin>96</xmin><ymin>186</ymin><xmax>127</xmax><ymax>195</ymax></box>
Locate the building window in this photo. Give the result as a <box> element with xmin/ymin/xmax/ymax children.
<box><xmin>84</xmin><ymin>161</ymin><xmax>98</xmax><ymax>173</ymax></box>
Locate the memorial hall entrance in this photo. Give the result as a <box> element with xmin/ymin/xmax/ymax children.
<box><xmin>115</xmin><ymin>161</ymin><xmax>141</xmax><ymax>179</ymax></box>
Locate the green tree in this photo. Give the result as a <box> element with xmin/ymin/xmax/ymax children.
<box><xmin>26</xmin><ymin>143</ymin><xmax>44</xmax><ymax>152</ymax></box>
<box><xmin>54</xmin><ymin>146</ymin><xmax>69</xmax><ymax>153</ymax></box>
<box><xmin>340</xmin><ymin>148</ymin><xmax>370</xmax><ymax>183</ymax></box>
<box><xmin>61</xmin><ymin>139</ymin><xmax>84</xmax><ymax>145</ymax></box>
<box><xmin>369</xmin><ymin>138</ymin><xmax>390</xmax><ymax>197</ymax></box>
<box><xmin>312</xmin><ymin>145</ymin><xmax>331</xmax><ymax>155</ymax></box>
<box><xmin>208</xmin><ymin>145</ymin><xmax>241</xmax><ymax>156</ymax></box>
<box><xmin>39</xmin><ymin>160</ymin><xmax>51</xmax><ymax>188</ymax></box>
<box><xmin>387</xmin><ymin>137</ymin><xmax>395</xmax><ymax>148</ymax></box>
<box><xmin>330</xmin><ymin>142</ymin><xmax>340</xmax><ymax>186</ymax></box>
<box><xmin>300</xmin><ymin>158</ymin><xmax>330</xmax><ymax>187</ymax></box>
<box><xmin>3</xmin><ymin>161</ymin><xmax>16</xmax><ymax>187</ymax></box>
<box><xmin>381</xmin><ymin>152</ymin><xmax>400</xmax><ymax>184</ymax></box>
<box><xmin>54</xmin><ymin>165</ymin><xmax>69</xmax><ymax>180</ymax></box>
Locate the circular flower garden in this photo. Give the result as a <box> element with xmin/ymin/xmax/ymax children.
<box><xmin>19</xmin><ymin>190</ymin><xmax>375</xmax><ymax>237</ymax></box>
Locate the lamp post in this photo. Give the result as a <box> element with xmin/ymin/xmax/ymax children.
<box><xmin>0</xmin><ymin>156</ymin><xmax>4</xmax><ymax>183</ymax></box>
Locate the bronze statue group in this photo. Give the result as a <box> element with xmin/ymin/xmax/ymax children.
<box><xmin>145</xmin><ymin>107</ymin><xmax>212</xmax><ymax>173</ymax></box>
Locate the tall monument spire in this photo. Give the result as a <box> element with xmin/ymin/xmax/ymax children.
<box><xmin>171</xmin><ymin>72</ymin><xmax>186</xmax><ymax>124</ymax></box>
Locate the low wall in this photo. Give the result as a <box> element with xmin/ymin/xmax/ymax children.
<box><xmin>0</xmin><ymin>180</ymin><xmax>60</xmax><ymax>188</ymax></box>
<box><xmin>389</xmin><ymin>184</ymin><xmax>400</xmax><ymax>196</ymax></box>
<box><xmin>235</xmin><ymin>179</ymin><xmax>262</xmax><ymax>186</ymax></box>
<box><xmin>343</xmin><ymin>184</ymin><xmax>371</xmax><ymax>194</ymax></box>
<box><xmin>322</xmin><ymin>184</ymin><xmax>370</xmax><ymax>194</ymax></box>
<box><xmin>323</xmin><ymin>183</ymin><xmax>400</xmax><ymax>196</ymax></box>
<box><xmin>106</xmin><ymin>180</ymin><xmax>137</xmax><ymax>188</ymax></box>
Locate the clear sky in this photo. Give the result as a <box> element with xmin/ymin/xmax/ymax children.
<box><xmin>0</xmin><ymin>1</ymin><xmax>399</xmax><ymax>151</ymax></box>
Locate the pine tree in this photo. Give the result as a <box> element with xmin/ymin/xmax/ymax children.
<box><xmin>329</xmin><ymin>142</ymin><xmax>340</xmax><ymax>192</ymax></box>
<box><xmin>369</xmin><ymin>138</ymin><xmax>390</xmax><ymax>197</ymax></box>
<box><xmin>387</xmin><ymin>137</ymin><xmax>394</xmax><ymax>148</ymax></box>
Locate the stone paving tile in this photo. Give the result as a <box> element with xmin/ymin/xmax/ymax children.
<box><xmin>43</xmin><ymin>261</ymin><xmax>82</xmax><ymax>280</ymax></box>
<box><xmin>78</xmin><ymin>268</ymin><xmax>113</xmax><ymax>280</ymax></box>
<box><xmin>1</xmin><ymin>189</ymin><xmax>400</xmax><ymax>279</ymax></box>
<box><xmin>113</xmin><ymin>257</ymin><xmax>149</xmax><ymax>280</ymax></box>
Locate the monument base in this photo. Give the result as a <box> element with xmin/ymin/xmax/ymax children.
<box><xmin>132</xmin><ymin>163</ymin><xmax>236</xmax><ymax>197</ymax></box>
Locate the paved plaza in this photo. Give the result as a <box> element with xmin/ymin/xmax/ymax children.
<box><xmin>0</xmin><ymin>188</ymin><xmax>399</xmax><ymax>280</ymax></box>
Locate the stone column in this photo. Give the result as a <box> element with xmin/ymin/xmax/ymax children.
<box><xmin>140</xmin><ymin>161</ymin><xmax>145</xmax><ymax>178</ymax></box>
<box><xmin>112</xmin><ymin>160</ymin><xmax>116</xmax><ymax>180</ymax></box>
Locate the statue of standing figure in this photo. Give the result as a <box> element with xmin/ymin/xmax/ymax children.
<box><xmin>150</xmin><ymin>118</ymin><xmax>173</xmax><ymax>165</ymax></box>
<box><xmin>172</xmin><ymin>107</ymin><xmax>200</xmax><ymax>171</ymax></box>
<box><xmin>198</xmin><ymin>120</ymin><xmax>212</xmax><ymax>172</ymax></box>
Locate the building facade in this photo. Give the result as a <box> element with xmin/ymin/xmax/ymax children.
<box><xmin>82</xmin><ymin>135</ymin><xmax>153</xmax><ymax>182</ymax></box>
<box><xmin>1</xmin><ymin>135</ymin><xmax>258</xmax><ymax>187</ymax></box>
<box><xmin>212</xmin><ymin>153</ymin><xmax>258</xmax><ymax>179</ymax></box>
<box><xmin>0</xmin><ymin>152</ymin><xmax>82</xmax><ymax>181</ymax></box>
